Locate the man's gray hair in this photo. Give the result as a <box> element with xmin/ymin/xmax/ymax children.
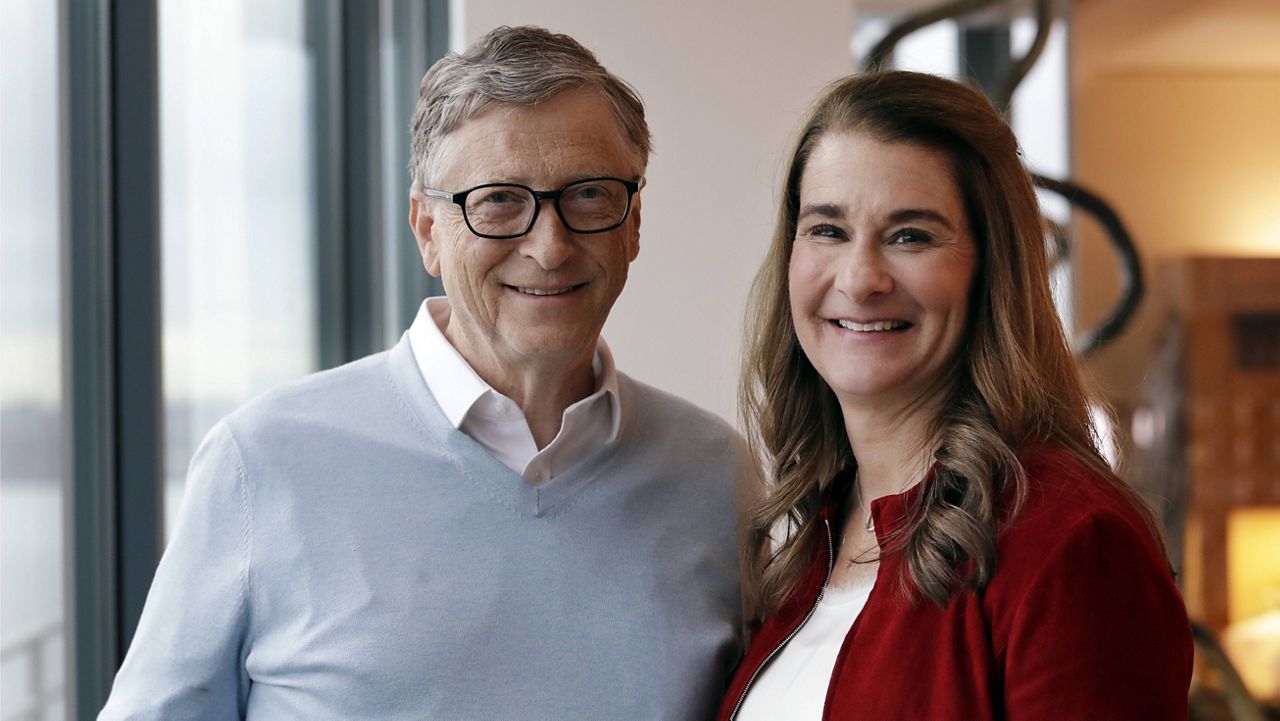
<box><xmin>410</xmin><ymin>25</ymin><xmax>652</xmax><ymax>187</ymax></box>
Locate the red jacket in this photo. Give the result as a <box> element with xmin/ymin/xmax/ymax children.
<box><xmin>718</xmin><ymin>446</ymin><xmax>1193</xmax><ymax>720</ymax></box>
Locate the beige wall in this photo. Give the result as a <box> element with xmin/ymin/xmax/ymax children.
<box><xmin>453</xmin><ymin>0</ymin><xmax>858</xmax><ymax>424</ymax></box>
<box><xmin>1073</xmin><ymin>69</ymin><xmax>1280</xmax><ymax>417</ymax></box>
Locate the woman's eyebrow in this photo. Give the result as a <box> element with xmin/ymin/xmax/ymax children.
<box><xmin>797</xmin><ymin>202</ymin><xmax>845</xmax><ymax>222</ymax></box>
<box><xmin>887</xmin><ymin>208</ymin><xmax>955</xmax><ymax>231</ymax></box>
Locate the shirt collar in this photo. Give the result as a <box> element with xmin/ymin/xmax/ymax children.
<box><xmin>587</xmin><ymin>338</ymin><xmax>622</xmax><ymax>441</ymax></box>
<box><xmin>407</xmin><ymin>298</ymin><xmax>491</xmax><ymax>428</ymax></box>
<box><xmin>406</xmin><ymin>297</ymin><xmax>620</xmax><ymax>433</ymax></box>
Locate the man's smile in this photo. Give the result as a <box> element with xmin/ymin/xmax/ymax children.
<box><xmin>505</xmin><ymin>282</ymin><xmax>589</xmax><ymax>297</ymax></box>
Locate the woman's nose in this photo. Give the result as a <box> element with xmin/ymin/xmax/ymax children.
<box><xmin>834</xmin><ymin>244</ymin><xmax>894</xmax><ymax>301</ymax></box>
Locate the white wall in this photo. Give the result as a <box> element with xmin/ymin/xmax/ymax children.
<box><xmin>454</xmin><ymin>0</ymin><xmax>857</xmax><ymax>424</ymax></box>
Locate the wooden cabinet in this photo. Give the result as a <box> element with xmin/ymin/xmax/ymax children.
<box><xmin>1134</xmin><ymin>257</ymin><xmax>1280</xmax><ymax>634</ymax></box>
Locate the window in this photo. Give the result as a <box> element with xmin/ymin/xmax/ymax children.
<box><xmin>158</xmin><ymin>0</ymin><xmax>321</xmax><ymax>531</ymax></box>
<box><xmin>1</xmin><ymin>2</ymin><xmax>447</xmax><ymax>716</ymax></box>
<box><xmin>1</xmin><ymin>1</ymin><xmax>69</xmax><ymax>718</ymax></box>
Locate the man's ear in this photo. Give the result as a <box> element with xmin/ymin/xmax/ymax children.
<box><xmin>626</xmin><ymin>192</ymin><xmax>642</xmax><ymax>263</ymax></box>
<box><xmin>409</xmin><ymin>189</ymin><xmax>443</xmax><ymax>277</ymax></box>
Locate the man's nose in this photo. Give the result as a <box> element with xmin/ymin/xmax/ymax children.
<box><xmin>518</xmin><ymin>202</ymin><xmax>575</xmax><ymax>270</ymax></box>
<box><xmin>835</xmin><ymin>243</ymin><xmax>894</xmax><ymax>301</ymax></box>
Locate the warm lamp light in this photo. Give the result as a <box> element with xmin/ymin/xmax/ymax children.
<box><xmin>1266</xmin><ymin>216</ymin><xmax>1280</xmax><ymax>250</ymax></box>
<box><xmin>1222</xmin><ymin>507</ymin><xmax>1280</xmax><ymax>702</ymax></box>
<box><xmin>1224</xmin><ymin>610</ymin><xmax>1280</xmax><ymax>704</ymax></box>
<box><xmin>1227</xmin><ymin>507</ymin><xmax>1280</xmax><ymax>624</ymax></box>
<box><xmin>1227</xmin><ymin>199</ymin><xmax>1280</xmax><ymax>255</ymax></box>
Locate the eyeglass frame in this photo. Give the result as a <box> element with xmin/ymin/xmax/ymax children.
<box><xmin>421</xmin><ymin>176</ymin><xmax>642</xmax><ymax>240</ymax></box>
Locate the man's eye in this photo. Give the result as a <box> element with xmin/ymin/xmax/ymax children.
<box><xmin>477</xmin><ymin>189</ymin><xmax>526</xmax><ymax>205</ymax></box>
<box><xmin>564</xmin><ymin>183</ymin><xmax>615</xmax><ymax>204</ymax></box>
<box><xmin>571</xmin><ymin>185</ymin><xmax>605</xmax><ymax>200</ymax></box>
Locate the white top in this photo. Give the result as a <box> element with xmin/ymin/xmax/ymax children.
<box><xmin>735</xmin><ymin>576</ymin><xmax>875</xmax><ymax>721</ymax></box>
<box><xmin>406</xmin><ymin>297</ymin><xmax>621</xmax><ymax>484</ymax></box>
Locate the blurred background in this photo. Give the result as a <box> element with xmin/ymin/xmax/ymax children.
<box><xmin>1</xmin><ymin>0</ymin><xmax>1277</xmax><ymax>718</ymax></box>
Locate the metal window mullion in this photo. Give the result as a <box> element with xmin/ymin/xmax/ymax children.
<box><xmin>342</xmin><ymin>0</ymin><xmax>385</xmax><ymax>360</ymax></box>
<box><xmin>63</xmin><ymin>0</ymin><xmax>119</xmax><ymax>715</ymax></box>
<box><xmin>109</xmin><ymin>0</ymin><xmax>164</xmax><ymax>655</ymax></box>
<box><xmin>310</xmin><ymin>0</ymin><xmax>349</xmax><ymax>371</ymax></box>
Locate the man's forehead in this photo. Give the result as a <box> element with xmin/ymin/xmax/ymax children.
<box><xmin>431</xmin><ymin>91</ymin><xmax>641</xmax><ymax>188</ymax></box>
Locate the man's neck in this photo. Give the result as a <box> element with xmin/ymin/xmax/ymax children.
<box><xmin>492</xmin><ymin>358</ymin><xmax>596</xmax><ymax>449</ymax></box>
<box><xmin>445</xmin><ymin>323</ymin><xmax>598</xmax><ymax>449</ymax></box>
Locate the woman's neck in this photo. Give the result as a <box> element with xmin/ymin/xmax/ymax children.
<box><xmin>841</xmin><ymin>392</ymin><xmax>944</xmax><ymax>502</ymax></box>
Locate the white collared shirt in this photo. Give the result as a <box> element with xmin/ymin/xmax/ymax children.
<box><xmin>406</xmin><ymin>297</ymin><xmax>621</xmax><ymax>484</ymax></box>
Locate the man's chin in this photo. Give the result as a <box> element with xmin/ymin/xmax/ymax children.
<box><xmin>503</xmin><ymin>330</ymin><xmax>600</xmax><ymax>363</ymax></box>
<box><xmin>513</xmin><ymin>339</ymin><xmax>595</xmax><ymax>359</ymax></box>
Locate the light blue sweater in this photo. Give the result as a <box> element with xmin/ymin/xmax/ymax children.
<box><xmin>100</xmin><ymin>337</ymin><xmax>750</xmax><ymax>720</ymax></box>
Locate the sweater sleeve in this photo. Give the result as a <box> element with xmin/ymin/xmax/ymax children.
<box><xmin>98</xmin><ymin>421</ymin><xmax>252</xmax><ymax>721</ymax></box>
<box><xmin>1001</xmin><ymin>511</ymin><xmax>1193</xmax><ymax>720</ymax></box>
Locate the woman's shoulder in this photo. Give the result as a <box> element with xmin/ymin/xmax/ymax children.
<box><xmin>1004</xmin><ymin>444</ymin><xmax>1153</xmax><ymax>540</ymax></box>
<box><xmin>989</xmin><ymin>444</ymin><xmax>1169</xmax><ymax>586</ymax></box>
<box><xmin>984</xmin><ymin>446</ymin><xmax>1193</xmax><ymax>713</ymax></box>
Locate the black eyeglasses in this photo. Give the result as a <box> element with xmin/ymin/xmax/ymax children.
<box><xmin>423</xmin><ymin>177</ymin><xmax>640</xmax><ymax>240</ymax></box>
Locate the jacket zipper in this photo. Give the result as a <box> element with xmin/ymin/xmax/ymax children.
<box><xmin>729</xmin><ymin>518</ymin><xmax>835</xmax><ymax>720</ymax></box>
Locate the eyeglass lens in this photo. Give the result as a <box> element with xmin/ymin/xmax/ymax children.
<box><xmin>464</xmin><ymin>179</ymin><xmax>630</xmax><ymax>237</ymax></box>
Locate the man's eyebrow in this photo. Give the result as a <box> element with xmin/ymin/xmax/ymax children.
<box><xmin>797</xmin><ymin>203</ymin><xmax>845</xmax><ymax>221</ymax></box>
<box><xmin>887</xmin><ymin>208</ymin><xmax>955</xmax><ymax>231</ymax></box>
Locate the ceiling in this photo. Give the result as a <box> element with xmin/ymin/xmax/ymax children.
<box><xmin>1075</xmin><ymin>0</ymin><xmax>1280</xmax><ymax>76</ymax></box>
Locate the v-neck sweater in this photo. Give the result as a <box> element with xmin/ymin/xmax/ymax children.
<box><xmin>101</xmin><ymin>336</ymin><xmax>750</xmax><ymax>721</ymax></box>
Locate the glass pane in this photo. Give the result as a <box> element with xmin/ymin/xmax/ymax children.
<box><xmin>1</xmin><ymin>0</ymin><xmax>69</xmax><ymax>718</ymax></box>
<box><xmin>853</xmin><ymin>15</ymin><xmax>959</xmax><ymax>77</ymax></box>
<box><xmin>1010</xmin><ymin>17</ymin><xmax>1073</xmax><ymax>332</ymax></box>
<box><xmin>159</xmin><ymin>0</ymin><xmax>320</xmax><ymax>533</ymax></box>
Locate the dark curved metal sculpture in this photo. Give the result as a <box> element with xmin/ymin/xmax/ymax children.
<box><xmin>862</xmin><ymin>0</ymin><xmax>1144</xmax><ymax>357</ymax></box>
<box><xmin>1031</xmin><ymin>174</ymin><xmax>1144</xmax><ymax>355</ymax></box>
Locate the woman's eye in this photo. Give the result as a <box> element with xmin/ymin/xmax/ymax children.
<box><xmin>801</xmin><ymin>223</ymin><xmax>846</xmax><ymax>241</ymax></box>
<box><xmin>891</xmin><ymin>227</ymin><xmax>934</xmax><ymax>245</ymax></box>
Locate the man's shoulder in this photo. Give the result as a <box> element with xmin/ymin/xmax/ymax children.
<box><xmin>618</xmin><ymin>373</ymin><xmax>738</xmax><ymax>435</ymax></box>
<box><xmin>616</xmin><ymin>373</ymin><xmax>749</xmax><ymax>460</ymax></box>
<box><xmin>222</xmin><ymin>347</ymin><xmax>402</xmax><ymax>437</ymax></box>
<box><xmin>613</xmin><ymin>373</ymin><xmax>756</xmax><ymax>520</ymax></box>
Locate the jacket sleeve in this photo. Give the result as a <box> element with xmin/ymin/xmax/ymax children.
<box><xmin>98</xmin><ymin>421</ymin><xmax>252</xmax><ymax>720</ymax></box>
<box><xmin>1002</xmin><ymin>511</ymin><xmax>1193</xmax><ymax>720</ymax></box>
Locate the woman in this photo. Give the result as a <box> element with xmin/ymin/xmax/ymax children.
<box><xmin>718</xmin><ymin>71</ymin><xmax>1192</xmax><ymax>720</ymax></box>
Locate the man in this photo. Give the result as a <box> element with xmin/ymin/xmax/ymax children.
<box><xmin>100</xmin><ymin>25</ymin><xmax>753</xmax><ymax>721</ymax></box>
